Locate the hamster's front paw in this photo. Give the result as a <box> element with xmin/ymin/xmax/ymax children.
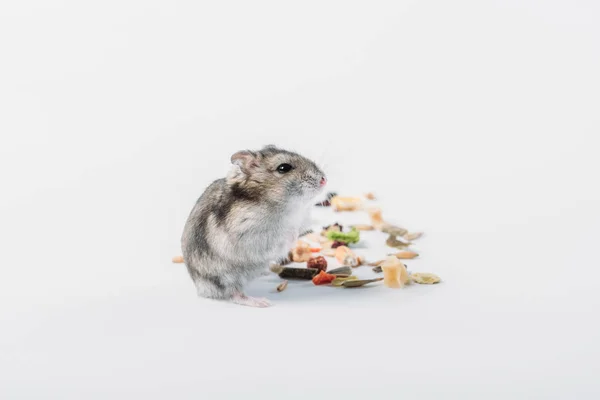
<box><xmin>231</xmin><ymin>293</ymin><xmax>272</xmax><ymax>308</ymax></box>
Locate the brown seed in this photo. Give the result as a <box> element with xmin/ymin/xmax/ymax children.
<box><xmin>172</xmin><ymin>256</ymin><xmax>184</xmax><ymax>263</ymax></box>
<box><xmin>276</xmin><ymin>280</ymin><xmax>289</xmax><ymax>292</ymax></box>
<box><xmin>381</xmin><ymin>224</ymin><xmax>408</xmax><ymax>237</ymax></box>
<box><xmin>331</xmin><ymin>276</ymin><xmax>358</xmax><ymax>287</ymax></box>
<box><xmin>351</xmin><ymin>224</ymin><xmax>375</xmax><ymax>231</ymax></box>
<box><xmin>404</xmin><ymin>232</ymin><xmax>424</xmax><ymax>241</ymax></box>
<box><xmin>365</xmin><ymin>192</ymin><xmax>376</xmax><ymax>200</ymax></box>
<box><xmin>341</xmin><ymin>277</ymin><xmax>384</xmax><ymax>288</ymax></box>
<box><xmin>327</xmin><ymin>266</ymin><xmax>353</xmax><ymax>276</ymax></box>
<box><xmin>386</xmin><ymin>235</ymin><xmax>412</xmax><ymax>249</ymax></box>
<box><xmin>391</xmin><ymin>251</ymin><xmax>419</xmax><ymax>259</ymax></box>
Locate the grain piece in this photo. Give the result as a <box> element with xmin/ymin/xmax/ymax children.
<box><xmin>331</xmin><ymin>276</ymin><xmax>358</xmax><ymax>287</ymax></box>
<box><xmin>327</xmin><ymin>266</ymin><xmax>353</xmax><ymax>276</ymax></box>
<box><xmin>331</xmin><ymin>196</ymin><xmax>363</xmax><ymax>212</ymax></box>
<box><xmin>381</xmin><ymin>224</ymin><xmax>409</xmax><ymax>237</ymax></box>
<box><xmin>276</xmin><ymin>280</ymin><xmax>289</xmax><ymax>292</ymax></box>
<box><xmin>341</xmin><ymin>277</ymin><xmax>384</xmax><ymax>288</ymax></box>
<box><xmin>365</xmin><ymin>192</ymin><xmax>376</xmax><ymax>200</ymax></box>
<box><xmin>381</xmin><ymin>256</ymin><xmax>409</xmax><ymax>288</ymax></box>
<box><xmin>172</xmin><ymin>256</ymin><xmax>184</xmax><ymax>263</ymax></box>
<box><xmin>278</xmin><ymin>267</ymin><xmax>319</xmax><ymax>280</ymax></box>
<box><xmin>410</xmin><ymin>273</ymin><xmax>441</xmax><ymax>284</ymax></box>
<box><xmin>386</xmin><ymin>235</ymin><xmax>412</xmax><ymax>249</ymax></box>
<box><xmin>334</xmin><ymin>246</ymin><xmax>359</xmax><ymax>267</ymax></box>
<box><xmin>404</xmin><ymin>232</ymin><xmax>424</xmax><ymax>241</ymax></box>
<box><xmin>390</xmin><ymin>251</ymin><xmax>419</xmax><ymax>259</ymax></box>
<box><xmin>351</xmin><ymin>224</ymin><xmax>375</xmax><ymax>231</ymax></box>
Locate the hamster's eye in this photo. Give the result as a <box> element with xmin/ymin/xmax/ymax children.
<box><xmin>276</xmin><ymin>163</ymin><xmax>293</xmax><ymax>173</ymax></box>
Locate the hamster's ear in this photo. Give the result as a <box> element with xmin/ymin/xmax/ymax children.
<box><xmin>231</xmin><ymin>150</ymin><xmax>259</xmax><ymax>174</ymax></box>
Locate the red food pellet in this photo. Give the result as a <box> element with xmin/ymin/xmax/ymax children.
<box><xmin>307</xmin><ymin>256</ymin><xmax>328</xmax><ymax>272</ymax></box>
<box><xmin>312</xmin><ymin>270</ymin><xmax>336</xmax><ymax>285</ymax></box>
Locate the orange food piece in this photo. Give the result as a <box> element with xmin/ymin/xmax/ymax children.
<box><xmin>312</xmin><ymin>270</ymin><xmax>336</xmax><ymax>285</ymax></box>
<box><xmin>310</xmin><ymin>247</ymin><xmax>321</xmax><ymax>253</ymax></box>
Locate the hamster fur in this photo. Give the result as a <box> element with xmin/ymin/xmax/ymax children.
<box><xmin>181</xmin><ymin>145</ymin><xmax>326</xmax><ymax>307</ymax></box>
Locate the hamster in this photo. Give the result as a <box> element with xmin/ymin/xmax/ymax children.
<box><xmin>181</xmin><ymin>145</ymin><xmax>327</xmax><ymax>307</ymax></box>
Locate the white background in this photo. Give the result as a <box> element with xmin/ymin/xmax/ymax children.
<box><xmin>1</xmin><ymin>0</ymin><xmax>599</xmax><ymax>398</ymax></box>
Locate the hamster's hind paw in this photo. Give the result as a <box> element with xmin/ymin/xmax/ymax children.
<box><xmin>231</xmin><ymin>293</ymin><xmax>272</xmax><ymax>308</ymax></box>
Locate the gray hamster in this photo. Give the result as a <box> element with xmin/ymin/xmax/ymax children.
<box><xmin>181</xmin><ymin>145</ymin><xmax>327</xmax><ymax>307</ymax></box>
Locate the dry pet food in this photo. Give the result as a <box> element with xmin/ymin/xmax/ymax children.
<box><xmin>331</xmin><ymin>276</ymin><xmax>358</xmax><ymax>286</ymax></box>
<box><xmin>351</xmin><ymin>224</ymin><xmax>375</xmax><ymax>231</ymax></box>
<box><xmin>381</xmin><ymin>224</ymin><xmax>408</xmax><ymax>237</ymax></box>
<box><xmin>381</xmin><ymin>256</ymin><xmax>409</xmax><ymax>288</ymax></box>
<box><xmin>335</xmin><ymin>246</ymin><xmax>360</xmax><ymax>267</ymax></box>
<box><xmin>307</xmin><ymin>256</ymin><xmax>328</xmax><ymax>272</ymax></box>
<box><xmin>390</xmin><ymin>250</ymin><xmax>419</xmax><ymax>259</ymax></box>
<box><xmin>331</xmin><ymin>196</ymin><xmax>363</xmax><ymax>212</ymax></box>
<box><xmin>278</xmin><ymin>267</ymin><xmax>319</xmax><ymax>280</ymax></box>
<box><xmin>404</xmin><ymin>232</ymin><xmax>424</xmax><ymax>241</ymax></box>
<box><xmin>326</xmin><ymin>228</ymin><xmax>360</xmax><ymax>244</ymax></box>
<box><xmin>341</xmin><ymin>277</ymin><xmax>384</xmax><ymax>288</ymax></box>
<box><xmin>276</xmin><ymin>280</ymin><xmax>289</xmax><ymax>292</ymax></box>
<box><xmin>327</xmin><ymin>266</ymin><xmax>353</xmax><ymax>276</ymax></box>
<box><xmin>364</xmin><ymin>192</ymin><xmax>376</xmax><ymax>200</ymax></box>
<box><xmin>410</xmin><ymin>272</ymin><xmax>441</xmax><ymax>284</ymax></box>
<box><xmin>172</xmin><ymin>256</ymin><xmax>184</xmax><ymax>263</ymax></box>
<box><xmin>367</xmin><ymin>208</ymin><xmax>385</xmax><ymax>229</ymax></box>
<box><xmin>291</xmin><ymin>241</ymin><xmax>313</xmax><ymax>262</ymax></box>
<box><xmin>386</xmin><ymin>235</ymin><xmax>412</xmax><ymax>249</ymax></box>
<box><xmin>312</xmin><ymin>270</ymin><xmax>337</xmax><ymax>285</ymax></box>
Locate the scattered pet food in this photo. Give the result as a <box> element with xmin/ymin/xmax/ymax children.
<box><xmin>341</xmin><ymin>277</ymin><xmax>384</xmax><ymax>288</ymax></box>
<box><xmin>381</xmin><ymin>224</ymin><xmax>408</xmax><ymax>237</ymax></box>
<box><xmin>390</xmin><ymin>250</ymin><xmax>419</xmax><ymax>259</ymax></box>
<box><xmin>172</xmin><ymin>256</ymin><xmax>184</xmax><ymax>263</ymax></box>
<box><xmin>386</xmin><ymin>235</ymin><xmax>412</xmax><ymax>249</ymax></box>
<box><xmin>321</xmin><ymin>248</ymin><xmax>336</xmax><ymax>257</ymax></box>
<box><xmin>304</xmin><ymin>232</ymin><xmax>329</xmax><ymax>244</ymax></box>
<box><xmin>367</xmin><ymin>207</ymin><xmax>385</xmax><ymax>229</ymax></box>
<box><xmin>410</xmin><ymin>272</ymin><xmax>441</xmax><ymax>284</ymax></box>
<box><xmin>330</xmin><ymin>240</ymin><xmax>346</xmax><ymax>248</ymax></box>
<box><xmin>327</xmin><ymin>266</ymin><xmax>353</xmax><ymax>276</ymax></box>
<box><xmin>276</xmin><ymin>280</ymin><xmax>289</xmax><ymax>292</ymax></box>
<box><xmin>352</xmin><ymin>224</ymin><xmax>374</xmax><ymax>231</ymax></box>
<box><xmin>307</xmin><ymin>256</ymin><xmax>328</xmax><ymax>272</ymax></box>
<box><xmin>326</xmin><ymin>228</ymin><xmax>360</xmax><ymax>244</ymax></box>
<box><xmin>279</xmin><ymin>267</ymin><xmax>319</xmax><ymax>280</ymax></box>
<box><xmin>312</xmin><ymin>270</ymin><xmax>337</xmax><ymax>285</ymax></box>
<box><xmin>335</xmin><ymin>246</ymin><xmax>360</xmax><ymax>267</ymax></box>
<box><xmin>364</xmin><ymin>192</ymin><xmax>376</xmax><ymax>200</ymax></box>
<box><xmin>331</xmin><ymin>196</ymin><xmax>363</xmax><ymax>212</ymax></box>
<box><xmin>404</xmin><ymin>232</ymin><xmax>424</xmax><ymax>241</ymax></box>
<box><xmin>381</xmin><ymin>256</ymin><xmax>410</xmax><ymax>288</ymax></box>
<box><xmin>270</xmin><ymin>263</ymin><xmax>284</xmax><ymax>274</ymax></box>
<box><xmin>331</xmin><ymin>276</ymin><xmax>358</xmax><ymax>286</ymax></box>
<box><xmin>291</xmin><ymin>241</ymin><xmax>313</xmax><ymax>262</ymax></box>
<box><xmin>372</xmin><ymin>266</ymin><xmax>383</xmax><ymax>273</ymax></box>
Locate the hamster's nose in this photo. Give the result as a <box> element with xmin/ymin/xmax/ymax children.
<box><xmin>320</xmin><ymin>177</ymin><xmax>327</xmax><ymax>187</ymax></box>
